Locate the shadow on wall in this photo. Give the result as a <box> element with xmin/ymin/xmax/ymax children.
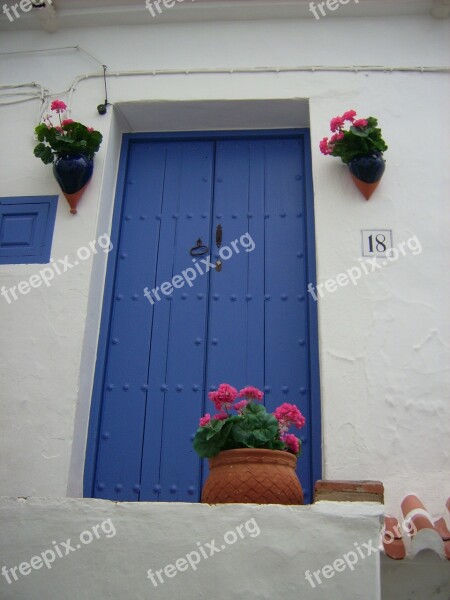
<box><xmin>381</xmin><ymin>553</ymin><xmax>450</xmax><ymax>600</ymax></box>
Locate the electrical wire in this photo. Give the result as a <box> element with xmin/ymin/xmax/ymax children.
<box><xmin>0</xmin><ymin>45</ymin><xmax>105</xmax><ymax>68</ymax></box>
<box><xmin>1</xmin><ymin>63</ymin><xmax>449</xmax><ymax>111</ymax></box>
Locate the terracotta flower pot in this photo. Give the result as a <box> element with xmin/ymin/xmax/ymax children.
<box><xmin>348</xmin><ymin>152</ymin><xmax>386</xmax><ymax>200</ymax></box>
<box><xmin>201</xmin><ymin>448</ymin><xmax>304</xmax><ymax>505</ymax></box>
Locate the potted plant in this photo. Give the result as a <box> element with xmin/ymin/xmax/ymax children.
<box><xmin>319</xmin><ymin>110</ymin><xmax>388</xmax><ymax>200</ymax></box>
<box><xmin>193</xmin><ymin>384</ymin><xmax>306</xmax><ymax>505</ymax></box>
<box><xmin>33</xmin><ymin>100</ymin><xmax>103</xmax><ymax>214</ymax></box>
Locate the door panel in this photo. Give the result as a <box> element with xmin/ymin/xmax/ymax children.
<box><xmin>93</xmin><ymin>142</ymin><xmax>168</xmax><ymax>500</ymax></box>
<box><xmin>89</xmin><ymin>133</ymin><xmax>318</xmax><ymax>504</ymax></box>
<box><xmin>94</xmin><ymin>141</ymin><xmax>214</xmax><ymax>501</ymax></box>
<box><xmin>263</xmin><ymin>139</ymin><xmax>311</xmax><ymax>499</ymax></box>
<box><xmin>207</xmin><ymin>140</ymin><xmax>265</xmax><ymax>391</ymax></box>
<box><xmin>206</xmin><ymin>139</ymin><xmax>312</xmax><ymax>501</ymax></box>
<box><xmin>139</xmin><ymin>142</ymin><xmax>215</xmax><ymax>502</ymax></box>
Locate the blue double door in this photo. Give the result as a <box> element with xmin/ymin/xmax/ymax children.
<box><xmin>88</xmin><ymin>133</ymin><xmax>319</xmax><ymax>503</ymax></box>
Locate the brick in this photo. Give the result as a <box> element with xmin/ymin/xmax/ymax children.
<box><xmin>314</xmin><ymin>480</ymin><xmax>384</xmax><ymax>503</ymax></box>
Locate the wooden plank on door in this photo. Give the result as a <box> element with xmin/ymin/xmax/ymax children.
<box><xmin>206</xmin><ymin>140</ymin><xmax>265</xmax><ymax>392</ymax></box>
<box><xmin>263</xmin><ymin>138</ymin><xmax>312</xmax><ymax>502</ymax></box>
<box><xmin>93</xmin><ymin>142</ymin><xmax>168</xmax><ymax>501</ymax></box>
<box><xmin>139</xmin><ymin>141</ymin><xmax>215</xmax><ymax>502</ymax></box>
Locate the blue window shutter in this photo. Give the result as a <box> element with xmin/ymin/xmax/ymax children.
<box><xmin>0</xmin><ymin>196</ymin><xmax>58</xmax><ymax>265</ymax></box>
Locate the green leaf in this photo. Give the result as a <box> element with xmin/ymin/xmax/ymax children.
<box><xmin>35</xmin><ymin>124</ymin><xmax>49</xmax><ymax>142</ymax></box>
<box><xmin>230</xmin><ymin>411</ymin><xmax>279</xmax><ymax>448</ymax></box>
<box><xmin>32</xmin><ymin>121</ymin><xmax>103</xmax><ymax>161</ymax></box>
<box><xmin>268</xmin><ymin>438</ymin><xmax>285</xmax><ymax>451</ymax></box>
<box><xmin>33</xmin><ymin>143</ymin><xmax>54</xmax><ymax>165</ymax></box>
<box><xmin>349</xmin><ymin>125</ymin><xmax>369</xmax><ymax>137</ymax></box>
<box><xmin>205</xmin><ymin>417</ymin><xmax>228</xmax><ymax>440</ymax></box>
<box><xmin>193</xmin><ymin>429</ymin><xmax>221</xmax><ymax>458</ymax></box>
<box><xmin>245</xmin><ymin>402</ymin><xmax>266</xmax><ymax>415</ymax></box>
<box><xmin>55</xmin><ymin>134</ymin><xmax>75</xmax><ymax>144</ymax></box>
<box><xmin>193</xmin><ymin>427</ymin><xmax>219</xmax><ymax>458</ymax></box>
<box><xmin>193</xmin><ymin>420</ymin><xmax>233</xmax><ymax>458</ymax></box>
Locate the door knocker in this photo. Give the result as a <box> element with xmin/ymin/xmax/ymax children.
<box><xmin>190</xmin><ymin>239</ymin><xmax>209</xmax><ymax>257</ymax></box>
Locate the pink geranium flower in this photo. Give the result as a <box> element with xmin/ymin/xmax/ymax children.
<box><xmin>192</xmin><ymin>382</ymin><xmax>311</xmax><ymax>461</ymax></box>
<box><xmin>318</xmin><ymin>111</ymin><xmax>387</xmax><ymax>164</ymax></box>
<box><xmin>199</xmin><ymin>414</ymin><xmax>211</xmax><ymax>427</ymax></box>
<box><xmin>51</xmin><ymin>99</ymin><xmax>67</xmax><ymax>113</ymax></box>
<box><xmin>238</xmin><ymin>386</ymin><xmax>263</xmax><ymax>401</ymax></box>
<box><xmin>330</xmin><ymin>132</ymin><xmax>344</xmax><ymax>143</ymax></box>
<box><xmin>234</xmin><ymin>400</ymin><xmax>248</xmax><ymax>413</ymax></box>
<box><xmin>87</xmin><ymin>127</ymin><xmax>95</xmax><ymax>132</ymax></box>
<box><xmin>208</xmin><ymin>383</ymin><xmax>238</xmax><ymax>411</ymax></box>
<box><xmin>342</xmin><ymin>110</ymin><xmax>357</xmax><ymax>122</ymax></box>
<box><xmin>61</xmin><ymin>119</ymin><xmax>74</xmax><ymax>126</ymax></box>
<box><xmin>319</xmin><ymin>137</ymin><xmax>332</xmax><ymax>155</ymax></box>
<box><xmin>330</xmin><ymin>116</ymin><xmax>345</xmax><ymax>132</ymax></box>
<box><xmin>213</xmin><ymin>412</ymin><xmax>228</xmax><ymax>421</ymax></box>
<box><xmin>273</xmin><ymin>403</ymin><xmax>306</xmax><ymax>432</ymax></box>
<box><xmin>281</xmin><ymin>433</ymin><xmax>300</xmax><ymax>454</ymax></box>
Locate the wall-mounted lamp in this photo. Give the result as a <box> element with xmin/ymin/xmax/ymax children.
<box><xmin>32</xmin><ymin>0</ymin><xmax>59</xmax><ymax>33</ymax></box>
<box><xmin>97</xmin><ymin>65</ymin><xmax>110</xmax><ymax>116</ymax></box>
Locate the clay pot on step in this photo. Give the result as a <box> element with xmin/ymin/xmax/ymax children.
<box><xmin>201</xmin><ymin>448</ymin><xmax>304</xmax><ymax>505</ymax></box>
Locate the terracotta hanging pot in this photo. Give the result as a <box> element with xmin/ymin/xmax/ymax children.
<box><xmin>53</xmin><ymin>153</ymin><xmax>94</xmax><ymax>214</ymax></box>
<box><xmin>348</xmin><ymin>152</ymin><xmax>386</xmax><ymax>200</ymax></box>
<box><xmin>201</xmin><ymin>448</ymin><xmax>304</xmax><ymax>505</ymax></box>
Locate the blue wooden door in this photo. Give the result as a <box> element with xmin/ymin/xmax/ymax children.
<box><xmin>87</xmin><ymin>133</ymin><xmax>320</xmax><ymax>504</ymax></box>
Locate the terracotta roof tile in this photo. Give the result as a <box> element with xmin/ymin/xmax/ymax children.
<box><xmin>382</xmin><ymin>494</ymin><xmax>450</xmax><ymax>561</ymax></box>
<box><xmin>382</xmin><ymin>516</ymin><xmax>407</xmax><ymax>559</ymax></box>
<box><xmin>434</xmin><ymin>517</ymin><xmax>450</xmax><ymax>541</ymax></box>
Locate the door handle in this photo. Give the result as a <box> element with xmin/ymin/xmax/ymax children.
<box><xmin>216</xmin><ymin>224</ymin><xmax>223</xmax><ymax>249</ymax></box>
<box><xmin>215</xmin><ymin>224</ymin><xmax>223</xmax><ymax>272</ymax></box>
<box><xmin>190</xmin><ymin>239</ymin><xmax>209</xmax><ymax>257</ymax></box>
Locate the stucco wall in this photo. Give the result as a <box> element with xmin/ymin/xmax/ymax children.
<box><xmin>0</xmin><ymin>498</ymin><xmax>383</xmax><ymax>600</ymax></box>
<box><xmin>0</xmin><ymin>14</ymin><xmax>449</xmax><ymax>514</ymax></box>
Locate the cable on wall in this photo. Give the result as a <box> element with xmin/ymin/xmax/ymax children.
<box><xmin>1</xmin><ymin>60</ymin><xmax>449</xmax><ymax>114</ymax></box>
<box><xmin>97</xmin><ymin>65</ymin><xmax>110</xmax><ymax>115</ymax></box>
<box><xmin>0</xmin><ymin>46</ymin><xmax>107</xmax><ymax>113</ymax></box>
<box><xmin>0</xmin><ymin>45</ymin><xmax>105</xmax><ymax>68</ymax></box>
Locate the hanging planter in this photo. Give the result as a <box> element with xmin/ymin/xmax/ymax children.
<box><xmin>320</xmin><ymin>110</ymin><xmax>388</xmax><ymax>200</ymax></box>
<box><xmin>348</xmin><ymin>152</ymin><xmax>386</xmax><ymax>201</ymax></box>
<box><xmin>193</xmin><ymin>384</ymin><xmax>305</xmax><ymax>505</ymax></box>
<box><xmin>33</xmin><ymin>100</ymin><xmax>102</xmax><ymax>215</ymax></box>
<box><xmin>53</xmin><ymin>153</ymin><xmax>94</xmax><ymax>214</ymax></box>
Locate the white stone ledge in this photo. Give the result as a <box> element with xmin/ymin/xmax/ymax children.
<box><xmin>0</xmin><ymin>496</ymin><xmax>383</xmax><ymax>600</ymax></box>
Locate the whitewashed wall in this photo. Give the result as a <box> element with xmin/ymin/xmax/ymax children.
<box><xmin>0</xmin><ymin>498</ymin><xmax>383</xmax><ymax>600</ymax></box>
<box><xmin>0</xmin><ymin>14</ymin><xmax>449</xmax><ymax>515</ymax></box>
